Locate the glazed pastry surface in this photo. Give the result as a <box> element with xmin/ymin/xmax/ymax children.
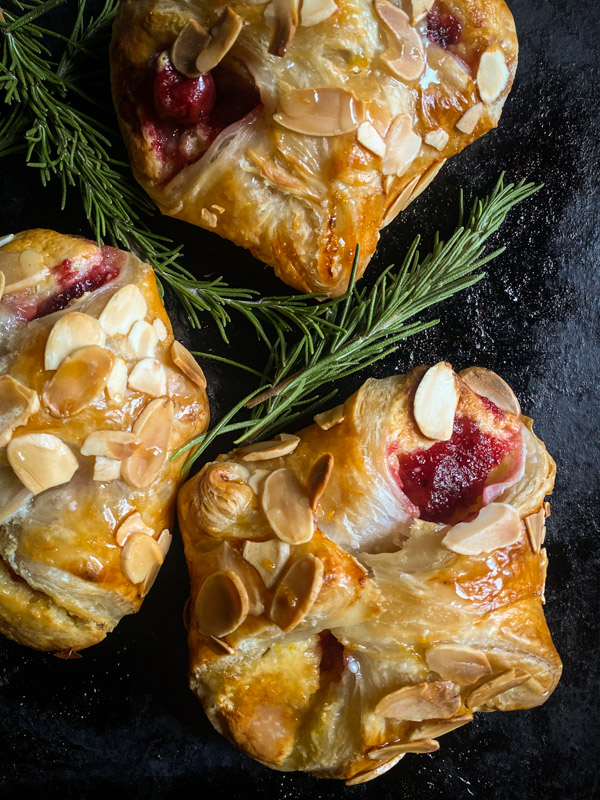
<box><xmin>178</xmin><ymin>364</ymin><xmax>560</xmax><ymax>782</ymax></box>
<box><xmin>0</xmin><ymin>230</ymin><xmax>209</xmax><ymax>652</ymax></box>
<box><xmin>111</xmin><ymin>0</ymin><xmax>518</xmax><ymax>295</ymax></box>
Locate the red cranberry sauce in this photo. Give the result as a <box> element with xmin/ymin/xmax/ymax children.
<box><xmin>154</xmin><ymin>58</ymin><xmax>217</xmax><ymax>124</ymax></box>
<box><xmin>426</xmin><ymin>6</ymin><xmax>462</xmax><ymax>49</ymax></box>
<box><xmin>396</xmin><ymin>415</ymin><xmax>518</xmax><ymax>524</ymax></box>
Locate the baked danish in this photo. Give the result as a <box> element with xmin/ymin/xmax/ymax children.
<box><xmin>178</xmin><ymin>363</ymin><xmax>560</xmax><ymax>782</ymax></box>
<box><xmin>111</xmin><ymin>0</ymin><xmax>518</xmax><ymax>295</ymax></box>
<box><xmin>0</xmin><ymin>230</ymin><xmax>209</xmax><ymax>652</ymax></box>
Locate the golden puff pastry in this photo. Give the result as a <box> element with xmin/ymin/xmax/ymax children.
<box><xmin>111</xmin><ymin>0</ymin><xmax>518</xmax><ymax>295</ymax></box>
<box><xmin>0</xmin><ymin>230</ymin><xmax>209</xmax><ymax>653</ymax></box>
<box><xmin>178</xmin><ymin>363</ymin><xmax>560</xmax><ymax>782</ymax></box>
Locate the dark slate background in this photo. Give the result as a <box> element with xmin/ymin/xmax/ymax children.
<box><xmin>1</xmin><ymin>0</ymin><xmax>599</xmax><ymax>797</ymax></box>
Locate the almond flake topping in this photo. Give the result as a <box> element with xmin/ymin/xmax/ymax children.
<box><xmin>195</xmin><ymin>570</ymin><xmax>249</xmax><ymax>638</ymax></box>
<box><xmin>171</xmin><ymin>18</ymin><xmax>211</xmax><ymax>76</ymax></box>
<box><xmin>424</xmin><ymin>128</ymin><xmax>449</xmax><ymax>151</ymax></box>
<box><xmin>115</xmin><ymin>511</ymin><xmax>154</xmax><ymax>546</ymax></box>
<box><xmin>0</xmin><ymin>249</ymin><xmax>47</xmax><ymax>294</ymax></box>
<box><xmin>93</xmin><ymin>456</ymin><xmax>121</xmax><ymax>482</ymax></box>
<box><xmin>261</xmin><ymin>467</ymin><xmax>314</xmax><ymax>544</ymax></box>
<box><xmin>140</xmin><ymin>529</ymin><xmax>173</xmax><ymax>597</ymax></box>
<box><xmin>0</xmin><ymin>468</ymin><xmax>32</xmax><ymax>523</ymax></box>
<box><xmin>524</xmin><ymin>508</ymin><xmax>546</xmax><ymax>553</ymax></box>
<box><xmin>98</xmin><ymin>284</ymin><xmax>147</xmax><ymax>336</ymax></box>
<box><xmin>456</xmin><ymin>103</ymin><xmax>484</xmax><ymax>134</ymax></box>
<box><xmin>381</xmin><ymin>174</ymin><xmax>420</xmax><ymax>227</ymax></box>
<box><xmin>81</xmin><ymin>430</ymin><xmax>140</xmax><ymax>460</ymax></box>
<box><xmin>300</xmin><ymin>0</ymin><xmax>337</xmax><ymax>27</ymax></box>
<box><xmin>120</xmin><ymin>531</ymin><xmax>164</xmax><ymax>585</ymax></box>
<box><xmin>200</xmin><ymin>208</ymin><xmax>218</xmax><ymax>228</ymax></box>
<box><xmin>345</xmin><ymin>756</ymin><xmax>404</xmax><ymax>786</ymax></box>
<box><xmin>410</xmin><ymin>714</ymin><xmax>473</xmax><ymax>741</ymax></box>
<box><xmin>209</xmin><ymin>635</ymin><xmax>235</xmax><ymax>655</ymax></box>
<box><xmin>442</xmin><ymin>502</ymin><xmax>522</xmax><ymax>555</ymax></box>
<box><xmin>44</xmin><ymin>312</ymin><xmax>106</xmax><ymax>371</ymax></box>
<box><xmin>0</xmin><ymin>375</ymin><xmax>39</xmax><ymax>447</ymax></box>
<box><xmin>42</xmin><ymin>345</ymin><xmax>113</xmax><ymax>418</ymax></box>
<box><xmin>152</xmin><ymin>318</ymin><xmax>168</xmax><ymax>342</ymax></box>
<box><xmin>237</xmin><ymin>432</ymin><xmax>300</xmax><ymax>461</ymax></box>
<box><xmin>357</xmin><ymin>121</ymin><xmax>387</xmax><ymax>157</ymax></box>
<box><xmin>368</xmin><ymin>739</ymin><xmax>439</xmax><ymax>760</ymax></box>
<box><xmin>459</xmin><ymin>366</ymin><xmax>521</xmax><ymax>416</ymax></box>
<box><xmin>274</xmin><ymin>88</ymin><xmax>364</xmax><ymax>137</ymax></box>
<box><xmin>242</xmin><ymin>538</ymin><xmax>290</xmax><ymax>588</ymax></box>
<box><xmin>413</xmin><ymin>361</ymin><xmax>458</xmax><ymax>440</ymax></box>
<box><xmin>410</xmin><ymin>0</ymin><xmax>434</xmax><ymax>24</ymax></box>
<box><xmin>307</xmin><ymin>452</ymin><xmax>334</xmax><ymax>511</ymax></box>
<box><xmin>7</xmin><ymin>433</ymin><xmax>78</xmax><ymax>495</ymax></box>
<box><xmin>170</xmin><ymin>340</ymin><xmax>207</xmax><ymax>389</ymax></box>
<box><xmin>127</xmin><ymin>358</ymin><xmax>167</xmax><ymax>397</ymax></box>
<box><xmin>128</xmin><ymin>320</ymin><xmax>158</xmax><ymax>358</ymax></box>
<box><xmin>425</xmin><ymin>644</ymin><xmax>492</xmax><ymax>686</ymax></box>
<box><xmin>195</xmin><ymin>7</ymin><xmax>243</xmax><ymax>74</ymax></box>
<box><xmin>267</xmin><ymin>0</ymin><xmax>299</xmax><ymax>56</ymax></box>
<box><xmin>376</xmin><ymin>681</ymin><xmax>461</xmax><ymax>721</ymax></box>
<box><xmin>544</xmin><ymin>501</ymin><xmax>551</xmax><ymax>518</ymax></box>
<box><xmin>409</xmin><ymin>158</ymin><xmax>447</xmax><ymax>203</ymax></box>
<box><xmin>375</xmin><ymin>0</ymin><xmax>425</xmax><ymax>82</ymax></box>
<box><xmin>106</xmin><ymin>357</ymin><xmax>128</xmax><ymax>400</ymax></box>
<box><xmin>314</xmin><ymin>403</ymin><xmax>345</xmax><ymax>430</ymax></box>
<box><xmin>218</xmin><ymin>541</ymin><xmax>265</xmax><ymax>615</ymax></box>
<box><xmin>270</xmin><ymin>553</ymin><xmax>324</xmax><ymax>631</ymax></box>
<box><xmin>476</xmin><ymin>46</ymin><xmax>509</xmax><ymax>104</ymax></box>
<box><xmin>466</xmin><ymin>668</ymin><xmax>529</xmax><ymax>709</ymax></box>
<box><xmin>0</xmin><ymin>270</ymin><xmax>5</xmax><ymax>301</ymax></box>
<box><xmin>382</xmin><ymin>114</ymin><xmax>422</xmax><ymax>177</ymax></box>
<box><xmin>121</xmin><ymin>397</ymin><xmax>173</xmax><ymax>489</ymax></box>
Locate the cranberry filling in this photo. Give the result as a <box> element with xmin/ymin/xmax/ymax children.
<box><xmin>154</xmin><ymin>58</ymin><xmax>217</xmax><ymax>124</ymax></box>
<box><xmin>426</xmin><ymin>7</ymin><xmax>462</xmax><ymax>49</ymax></box>
<box><xmin>396</xmin><ymin>415</ymin><xmax>517</xmax><ymax>524</ymax></box>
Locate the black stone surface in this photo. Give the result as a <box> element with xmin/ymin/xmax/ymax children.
<box><xmin>1</xmin><ymin>0</ymin><xmax>599</xmax><ymax>797</ymax></box>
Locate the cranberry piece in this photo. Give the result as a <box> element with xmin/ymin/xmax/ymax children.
<box><xmin>153</xmin><ymin>57</ymin><xmax>216</xmax><ymax>125</ymax></box>
<box><xmin>426</xmin><ymin>8</ymin><xmax>462</xmax><ymax>49</ymax></box>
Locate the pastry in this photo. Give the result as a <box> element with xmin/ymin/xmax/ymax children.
<box><xmin>110</xmin><ymin>0</ymin><xmax>518</xmax><ymax>296</ymax></box>
<box><xmin>177</xmin><ymin>363</ymin><xmax>560</xmax><ymax>782</ymax></box>
<box><xmin>0</xmin><ymin>229</ymin><xmax>209</xmax><ymax>653</ymax></box>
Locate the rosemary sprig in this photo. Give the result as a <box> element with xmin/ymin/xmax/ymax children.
<box><xmin>174</xmin><ymin>176</ymin><xmax>541</xmax><ymax>471</ymax></box>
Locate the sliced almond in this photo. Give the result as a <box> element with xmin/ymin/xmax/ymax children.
<box><xmin>128</xmin><ymin>320</ymin><xmax>158</xmax><ymax>358</ymax></box>
<box><xmin>525</xmin><ymin>509</ymin><xmax>546</xmax><ymax>554</ymax></box>
<box><xmin>375</xmin><ymin>681</ymin><xmax>461</xmax><ymax>721</ymax></box>
<box><xmin>544</xmin><ymin>501</ymin><xmax>551</xmax><ymax>518</ymax></box>
<box><xmin>300</xmin><ymin>0</ymin><xmax>337</xmax><ymax>26</ymax></box>
<box><xmin>476</xmin><ymin>46</ymin><xmax>509</xmax><ymax>104</ymax></box>
<box><xmin>171</xmin><ymin>18</ymin><xmax>211</xmax><ymax>77</ymax></box>
<box><xmin>442</xmin><ymin>502</ymin><xmax>522</xmax><ymax>555</ymax></box>
<box><xmin>106</xmin><ymin>357</ymin><xmax>128</xmax><ymax>400</ymax></box>
<box><xmin>121</xmin><ymin>531</ymin><xmax>164</xmax><ymax>585</ymax></box>
<box><xmin>195</xmin><ymin>570</ymin><xmax>249</xmax><ymax>638</ymax></box>
<box><xmin>409</xmin><ymin>159</ymin><xmax>447</xmax><ymax>204</ymax></box>
<box><xmin>153</xmin><ymin>318</ymin><xmax>168</xmax><ymax>342</ymax></box>
<box><xmin>424</xmin><ymin>128</ymin><xmax>449</xmax><ymax>151</ymax></box>
<box><xmin>459</xmin><ymin>366</ymin><xmax>521</xmax><ymax>416</ymax></box>
<box><xmin>0</xmin><ymin>375</ymin><xmax>39</xmax><ymax>447</ymax></box>
<box><xmin>425</xmin><ymin>644</ymin><xmax>492</xmax><ymax>686</ymax></box>
<box><xmin>140</xmin><ymin>532</ymin><xmax>171</xmax><ymax>596</ymax></box>
<box><xmin>345</xmin><ymin>756</ymin><xmax>404</xmax><ymax>785</ymax></box>
<box><xmin>456</xmin><ymin>103</ymin><xmax>484</xmax><ymax>134</ymax></box>
<box><xmin>375</xmin><ymin>0</ymin><xmax>425</xmax><ymax>82</ymax></box>
<box><xmin>121</xmin><ymin>398</ymin><xmax>173</xmax><ymax>489</ymax></box>
<box><xmin>0</xmin><ymin>249</ymin><xmax>47</xmax><ymax>294</ymax></box>
<box><xmin>382</xmin><ymin>114</ymin><xmax>422</xmax><ymax>177</ymax></box>
<box><xmin>7</xmin><ymin>433</ymin><xmax>78</xmax><ymax>495</ymax></box>
<box><xmin>201</xmin><ymin>208</ymin><xmax>218</xmax><ymax>228</ymax></box>
<box><xmin>307</xmin><ymin>453</ymin><xmax>334</xmax><ymax>511</ymax></box>
<box><xmin>368</xmin><ymin>739</ymin><xmax>439</xmax><ymax>760</ymax></box>
<box><xmin>261</xmin><ymin>468</ymin><xmax>314</xmax><ymax>544</ymax></box>
<box><xmin>93</xmin><ymin>456</ymin><xmax>121</xmax><ymax>482</ymax></box>
<box><xmin>195</xmin><ymin>7</ymin><xmax>243</xmax><ymax>74</ymax></box>
<box><xmin>411</xmin><ymin>0</ymin><xmax>434</xmax><ymax>23</ymax></box>
<box><xmin>410</xmin><ymin>714</ymin><xmax>472</xmax><ymax>740</ymax></box>
<box><xmin>211</xmin><ymin>204</ymin><xmax>225</xmax><ymax>215</ymax></box>
<box><xmin>413</xmin><ymin>361</ymin><xmax>458</xmax><ymax>441</ymax></box>
<box><xmin>98</xmin><ymin>284</ymin><xmax>147</xmax><ymax>336</ymax></box>
<box><xmin>357</xmin><ymin>121</ymin><xmax>387</xmax><ymax>157</ymax></box>
<box><xmin>274</xmin><ymin>87</ymin><xmax>363</xmax><ymax>137</ymax></box>
<box><xmin>157</xmin><ymin>528</ymin><xmax>172</xmax><ymax>557</ymax></box>
<box><xmin>42</xmin><ymin>345</ymin><xmax>113</xmax><ymax>418</ymax></box>
<box><xmin>242</xmin><ymin>539</ymin><xmax>290</xmax><ymax>588</ymax></box>
<box><xmin>0</xmin><ymin>270</ymin><xmax>5</xmax><ymax>301</ymax></box>
<box><xmin>115</xmin><ymin>511</ymin><xmax>154</xmax><ymax>546</ymax></box>
<box><xmin>44</xmin><ymin>312</ymin><xmax>106</xmax><ymax>371</ymax></box>
<box><xmin>209</xmin><ymin>635</ymin><xmax>235</xmax><ymax>655</ymax></box>
<box><xmin>218</xmin><ymin>542</ymin><xmax>265</xmax><ymax>615</ymax></box>
<box><xmin>247</xmin><ymin>468</ymin><xmax>269</xmax><ymax>494</ymax></box>
<box><xmin>268</xmin><ymin>0</ymin><xmax>299</xmax><ymax>56</ymax></box>
<box><xmin>270</xmin><ymin>553</ymin><xmax>324</xmax><ymax>631</ymax></box>
<box><xmin>170</xmin><ymin>340</ymin><xmax>207</xmax><ymax>389</ymax></box>
<box><xmin>466</xmin><ymin>668</ymin><xmax>529</xmax><ymax>709</ymax></box>
<box><xmin>381</xmin><ymin>174</ymin><xmax>421</xmax><ymax>227</ymax></box>
<box><xmin>81</xmin><ymin>430</ymin><xmax>140</xmax><ymax>460</ymax></box>
<box><xmin>0</xmin><ymin>469</ymin><xmax>32</xmax><ymax>523</ymax></box>
<box><xmin>127</xmin><ymin>358</ymin><xmax>167</xmax><ymax>397</ymax></box>
<box><xmin>314</xmin><ymin>403</ymin><xmax>345</xmax><ymax>430</ymax></box>
<box><xmin>237</xmin><ymin>433</ymin><xmax>300</xmax><ymax>461</ymax></box>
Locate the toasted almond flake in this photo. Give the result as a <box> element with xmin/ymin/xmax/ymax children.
<box><xmin>93</xmin><ymin>456</ymin><xmax>121</xmax><ymax>482</ymax></box>
<box><xmin>121</xmin><ymin>531</ymin><xmax>164</xmax><ymax>585</ymax></box>
<box><xmin>0</xmin><ymin>249</ymin><xmax>47</xmax><ymax>294</ymax></box>
<box><xmin>300</xmin><ymin>0</ymin><xmax>337</xmax><ymax>26</ymax></box>
<box><xmin>121</xmin><ymin>397</ymin><xmax>173</xmax><ymax>488</ymax></box>
<box><xmin>106</xmin><ymin>357</ymin><xmax>128</xmax><ymax>400</ymax></box>
<box><xmin>376</xmin><ymin>681</ymin><xmax>461</xmax><ymax>721</ymax></box>
<box><xmin>425</xmin><ymin>644</ymin><xmax>492</xmax><ymax>686</ymax></box>
<box><xmin>195</xmin><ymin>7</ymin><xmax>243</xmax><ymax>73</ymax></box>
<box><xmin>413</xmin><ymin>361</ymin><xmax>458</xmax><ymax>440</ymax></box>
<box><xmin>44</xmin><ymin>312</ymin><xmax>106</xmax><ymax>371</ymax></box>
<box><xmin>195</xmin><ymin>570</ymin><xmax>249</xmax><ymax>637</ymax></box>
<box><xmin>210</xmin><ymin>635</ymin><xmax>235</xmax><ymax>654</ymax></box>
<box><xmin>274</xmin><ymin>87</ymin><xmax>363</xmax><ymax>137</ymax></box>
<box><xmin>201</xmin><ymin>208</ymin><xmax>218</xmax><ymax>228</ymax></box>
<box><xmin>170</xmin><ymin>341</ymin><xmax>207</xmax><ymax>389</ymax></box>
<box><xmin>410</xmin><ymin>0</ymin><xmax>434</xmax><ymax>23</ymax></box>
<box><xmin>368</xmin><ymin>739</ymin><xmax>439</xmax><ymax>760</ymax></box>
<box><xmin>247</xmin><ymin>468</ymin><xmax>269</xmax><ymax>494</ymax></box>
<box><xmin>7</xmin><ymin>433</ymin><xmax>78</xmax><ymax>495</ymax></box>
<box><xmin>157</xmin><ymin>529</ymin><xmax>172</xmax><ymax>557</ymax></box>
<box><xmin>211</xmin><ymin>205</ymin><xmax>225</xmax><ymax>214</ymax></box>
<box><xmin>376</xmin><ymin>0</ymin><xmax>425</xmax><ymax>82</ymax></box>
<box><xmin>115</xmin><ymin>510</ymin><xmax>154</xmax><ymax>546</ymax></box>
<box><xmin>459</xmin><ymin>366</ymin><xmax>521</xmax><ymax>416</ymax></box>
<box><xmin>524</xmin><ymin>508</ymin><xmax>546</xmax><ymax>553</ymax></box>
<box><xmin>345</xmin><ymin>755</ymin><xmax>404</xmax><ymax>785</ymax></box>
<box><xmin>81</xmin><ymin>430</ymin><xmax>140</xmax><ymax>460</ymax></box>
<box><xmin>0</xmin><ymin>270</ymin><xmax>5</xmax><ymax>301</ymax></box>
<box><xmin>544</xmin><ymin>501</ymin><xmax>551</xmax><ymax>518</ymax></box>
<box><xmin>152</xmin><ymin>318</ymin><xmax>168</xmax><ymax>342</ymax></box>
<box><xmin>0</xmin><ymin>375</ymin><xmax>39</xmax><ymax>447</ymax></box>
<box><xmin>410</xmin><ymin>714</ymin><xmax>473</xmax><ymax>740</ymax></box>
<box><xmin>409</xmin><ymin>159</ymin><xmax>447</xmax><ymax>204</ymax></box>
<box><xmin>98</xmin><ymin>284</ymin><xmax>147</xmax><ymax>336</ymax></box>
<box><xmin>442</xmin><ymin>502</ymin><xmax>522</xmax><ymax>555</ymax></box>
<box><xmin>261</xmin><ymin>468</ymin><xmax>314</xmax><ymax>544</ymax></box>
<box><xmin>42</xmin><ymin>345</ymin><xmax>113</xmax><ymax>418</ymax></box>
<box><xmin>171</xmin><ymin>18</ymin><xmax>211</xmax><ymax>76</ymax></box>
<box><xmin>218</xmin><ymin>541</ymin><xmax>265</xmax><ymax>615</ymax></box>
<box><xmin>424</xmin><ymin>128</ymin><xmax>449</xmax><ymax>151</ymax></box>
<box><xmin>357</xmin><ymin>121</ymin><xmax>386</xmax><ymax>157</ymax></box>
<box><xmin>307</xmin><ymin>453</ymin><xmax>334</xmax><ymax>511</ymax></box>
<box><xmin>381</xmin><ymin>174</ymin><xmax>421</xmax><ymax>227</ymax></box>
<box><xmin>267</xmin><ymin>0</ymin><xmax>299</xmax><ymax>56</ymax></box>
<box><xmin>466</xmin><ymin>668</ymin><xmax>529</xmax><ymax>709</ymax></box>
<box><xmin>382</xmin><ymin>114</ymin><xmax>422</xmax><ymax>177</ymax></box>
<box><xmin>270</xmin><ymin>553</ymin><xmax>324</xmax><ymax>631</ymax></box>
<box><xmin>128</xmin><ymin>358</ymin><xmax>167</xmax><ymax>397</ymax></box>
<box><xmin>476</xmin><ymin>46</ymin><xmax>509</xmax><ymax>104</ymax></box>
<box><xmin>314</xmin><ymin>403</ymin><xmax>345</xmax><ymax>430</ymax></box>
<box><xmin>128</xmin><ymin>320</ymin><xmax>158</xmax><ymax>358</ymax></box>
<box><xmin>237</xmin><ymin>433</ymin><xmax>300</xmax><ymax>461</ymax></box>
<box><xmin>0</xmin><ymin>469</ymin><xmax>32</xmax><ymax>523</ymax></box>
<box><xmin>456</xmin><ymin>103</ymin><xmax>484</xmax><ymax>134</ymax></box>
<box><xmin>242</xmin><ymin>538</ymin><xmax>290</xmax><ymax>588</ymax></box>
